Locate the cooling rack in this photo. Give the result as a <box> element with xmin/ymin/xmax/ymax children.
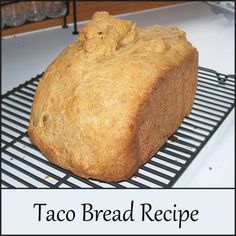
<box><xmin>1</xmin><ymin>67</ymin><xmax>235</xmax><ymax>188</ymax></box>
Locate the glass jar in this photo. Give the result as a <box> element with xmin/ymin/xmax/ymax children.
<box><xmin>3</xmin><ymin>2</ymin><xmax>26</xmax><ymax>27</ymax></box>
<box><xmin>1</xmin><ymin>8</ymin><xmax>6</xmax><ymax>29</ymax></box>
<box><xmin>46</xmin><ymin>1</ymin><xmax>67</xmax><ymax>18</ymax></box>
<box><xmin>25</xmin><ymin>1</ymin><xmax>47</xmax><ymax>22</ymax></box>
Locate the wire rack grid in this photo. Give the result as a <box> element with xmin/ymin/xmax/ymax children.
<box><xmin>1</xmin><ymin>67</ymin><xmax>235</xmax><ymax>188</ymax></box>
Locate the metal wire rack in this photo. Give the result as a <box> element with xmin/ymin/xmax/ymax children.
<box><xmin>1</xmin><ymin>67</ymin><xmax>235</xmax><ymax>188</ymax></box>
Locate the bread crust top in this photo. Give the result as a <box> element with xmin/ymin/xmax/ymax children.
<box><xmin>28</xmin><ymin>12</ymin><xmax>197</xmax><ymax>181</ymax></box>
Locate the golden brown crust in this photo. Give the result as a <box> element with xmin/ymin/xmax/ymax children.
<box><xmin>28</xmin><ymin>11</ymin><xmax>198</xmax><ymax>182</ymax></box>
<box><xmin>136</xmin><ymin>52</ymin><xmax>198</xmax><ymax>166</ymax></box>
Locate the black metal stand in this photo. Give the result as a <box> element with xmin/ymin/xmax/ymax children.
<box><xmin>72</xmin><ymin>0</ymin><xmax>79</xmax><ymax>34</ymax></box>
<box><xmin>62</xmin><ymin>17</ymin><xmax>68</xmax><ymax>28</ymax></box>
<box><xmin>62</xmin><ymin>0</ymin><xmax>69</xmax><ymax>28</ymax></box>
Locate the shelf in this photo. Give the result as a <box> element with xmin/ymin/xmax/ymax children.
<box><xmin>2</xmin><ymin>1</ymin><xmax>186</xmax><ymax>36</ymax></box>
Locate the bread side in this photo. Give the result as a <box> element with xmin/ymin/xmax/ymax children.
<box><xmin>137</xmin><ymin>53</ymin><xmax>198</xmax><ymax>166</ymax></box>
<box><xmin>28</xmin><ymin>12</ymin><xmax>198</xmax><ymax>182</ymax></box>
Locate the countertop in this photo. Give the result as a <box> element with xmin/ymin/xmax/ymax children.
<box><xmin>1</xmin><ymin>2</ymin><xmax>235</xmax><ymax>187</ymax></box>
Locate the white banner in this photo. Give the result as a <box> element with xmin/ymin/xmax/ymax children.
<box><xmin>2</xmin><ymin>189</ymin><xmax>234</xmax><ymax>235</ymax></box>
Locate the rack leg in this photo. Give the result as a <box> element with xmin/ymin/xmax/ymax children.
<box><xmin>72</xmin><ymin>0</ymin><xmax>79</xmax><ymax>34</ymax></box>
<box><xmin>62</xmin><ymin>16</ymin><xmax>68</xmax><ymax>28</ymax></box>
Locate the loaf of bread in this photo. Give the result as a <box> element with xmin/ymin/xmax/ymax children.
<box><xmin>28</xmin><ymin>12</ymin><xmax>198</xmax><ymax>182</ymax></box>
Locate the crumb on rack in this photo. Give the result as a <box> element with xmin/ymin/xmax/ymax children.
<box><xmin>44</xmin><ymin>175</ymin><xmax>50</xmax><ymax>180</ymax></box>
<box><xmin>209</xmin><ymin>166</ymin><xmax>212</xmax><ymax>170</ymax></box>
<box><xmin>133</xmin><ymin>173</ymin><xmax>138</xmax><ymax>178</ymax></box>
<box><xmin>169</xmin><ymin>135</ymin><xmax>178</xmax><ymax>142</ymax></box>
